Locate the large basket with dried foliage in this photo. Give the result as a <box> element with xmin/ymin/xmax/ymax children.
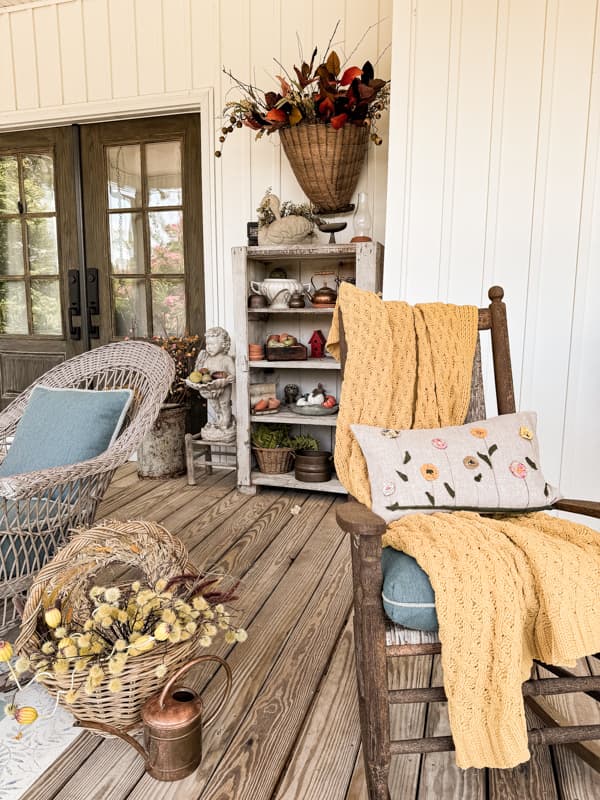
<box><xmin>15</xmin><ymin>520</ymin><xmax>244</xmax><ymax>730</ymax></box>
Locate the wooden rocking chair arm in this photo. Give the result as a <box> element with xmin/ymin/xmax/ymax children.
<box><xmin>553</xmin><ymin>498</ymin><xmax>600</xmax><ymax>519</ymax></box>
<box><xmin>336</xmin><ymin>500</ymin><xmax>388</xmax><ymax>536</ymax></box>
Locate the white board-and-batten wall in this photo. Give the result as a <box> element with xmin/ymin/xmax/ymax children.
<box><xmin>385</xmin><ymin>0</ymin><xmax>600</xmax><ymax>518</ymax></box>
<box><xmin>0</xmin><ymin>0</ymin><xmax>392</xmax><ymax>333</ymax></box>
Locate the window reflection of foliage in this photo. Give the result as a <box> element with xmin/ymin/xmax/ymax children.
<box><xmin>113</xmin><ymin>279</ymin><xmax>146</xmax><ymax>338</ymax></box>
<box><xmin>0</xmin><ymin>157</ymin><xmax>18</xmax><ymax>212</ymax></box>
<box><xmin>31</xmin><ymin>281</ymin><xmax>61</xmax><ymax>335</ymax></box>
<box><xmin>152</xmin><ymin>278</ymin><xmax>185</xmax><ymax>337</ymax></box>
<box><xmin>150</xmin><ymin>218</ymin><xmax>184</xmax><ymax>274</ymax></box>
<box><xmin>0</xmin><ymin>283</ymin><xmax>26</xmax><ymax>334</ymax></box>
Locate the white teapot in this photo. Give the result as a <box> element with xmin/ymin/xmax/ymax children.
<box><xmin>249</xmin><ymin>278</ymin><xmax>305</xmax><ymax>309</ymax></box>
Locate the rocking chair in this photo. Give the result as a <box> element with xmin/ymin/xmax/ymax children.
<box><xmin>335</xmin><ymin>286</ymin><xmax>600</xmax><ymax>800</ymax></box>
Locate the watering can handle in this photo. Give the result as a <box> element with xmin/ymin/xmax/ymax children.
<box><xmin>74</xmin><ymin>719</ymin><xmax>151</xmax><ymax>769</ymax></box>
<box><xmin>159</xmin><ymin>654</ymin><xmax>233</xmax><ymax>727</ymax></box>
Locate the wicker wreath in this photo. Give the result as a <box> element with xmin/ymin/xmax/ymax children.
<box><xmin>16</xmin><ymin>520</ymin><xmax>205</xmax><ymax>730</ymax></box>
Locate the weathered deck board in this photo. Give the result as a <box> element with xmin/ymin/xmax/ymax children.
<box><xmin>19</xmin><ymin>469</ymin><xmax>600</xmax><ymax>800</ymax></box>
<box><xmin>274</xmin><ymin>616</ymin><xmax>361</xmax><ymax>800</ymax></box>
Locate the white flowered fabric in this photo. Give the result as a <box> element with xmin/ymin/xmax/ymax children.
<box><xmin>351</xmin><ymin>411</ymin><xmax>560</xmax><ymax>523</ymax></box>
<box><xmin>0</xmin><ymin>664</ymin><xmax>81</xmax><ymax>799</ymax></box>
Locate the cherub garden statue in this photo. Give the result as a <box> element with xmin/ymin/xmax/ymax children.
<box><xmin>187</xmin><ymin>326</ymin><xmax>236</xmax><ymax>443</ymax></box>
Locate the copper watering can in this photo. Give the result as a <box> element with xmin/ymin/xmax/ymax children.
<box><xmin>78</xmin><ymin>655</ymin><xmax>232</xmax><ymax>782</ymax></box>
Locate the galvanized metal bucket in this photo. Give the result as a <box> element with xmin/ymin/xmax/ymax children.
<box><xmin>137</xmin><ymin>404</ymin><xmax>187</xmax><ymax>478</ymax></box>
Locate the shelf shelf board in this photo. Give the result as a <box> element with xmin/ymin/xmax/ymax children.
<box><xmin>248</xmin><ymin>307</ymin><xmax>334</xmax><ymax>317</ymax></box>
<box><xmin>248</xmin><ymin>358</ymin><xmax>340</xmax><ymax>370</ymax></box>
<box><xmin>250</xmin><ymin>470</ymin><xmax>347</xmax><ymax>494</ymax></box>
<box><xmin>247</xmin><ymin>244</ymin><xmax>358</xmax><ymax>260</ymax></box>
<box><xmin>250</xmin><ymin>410</ymin><xmax>338</xmax><ymax>427</ymax></box>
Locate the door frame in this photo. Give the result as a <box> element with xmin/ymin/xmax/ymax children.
<box><xmin>0</xmin><ymin>89</ymin><xmax>219</xmax><ymax>333</ymax></box>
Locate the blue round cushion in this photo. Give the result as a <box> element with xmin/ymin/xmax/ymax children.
<box><xmin>381</xmin><ymin>547</ymin><xmax>438</xmax><ymax>631</ymax></box>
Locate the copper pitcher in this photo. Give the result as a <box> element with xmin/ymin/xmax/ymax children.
<box><xmin>78</xmin><ymin>655</ymin><xmax>232</xmax><ymax>782</ymax></box>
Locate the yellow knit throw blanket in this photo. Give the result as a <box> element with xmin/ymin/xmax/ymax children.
<box><xmin>328</xmin><ymin>283</ymin><xmax>600</xmax><ymax>769</ymax></box>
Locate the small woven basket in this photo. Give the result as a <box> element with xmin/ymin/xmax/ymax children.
<box><xmin>16</xmin><ymin>520</ymin><xmax>205</xmax><ymax>730</ymax></box>
<box><xmin>252</xmin><ymin>446</ymin><xmax>294</xmax><ymax>474</ymax></box>
<box><xmin>279</xmin><ymin>123</ymin><xmax>369</xmax><ymax>213</ymax></box>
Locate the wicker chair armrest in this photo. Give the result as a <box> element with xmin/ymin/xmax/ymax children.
<box><xmin>336</xmin><ymin>500</ymin><xmax>388</xmax><ymax>537</ymax></box>
<box><xmin>553</xmin><ymin>498</ymin><xmax>600</xmax><ymax>519</ymax></box>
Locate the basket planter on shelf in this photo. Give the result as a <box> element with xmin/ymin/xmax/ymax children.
<box><xmin>279</xmin><ymin>123</ymin><xmax>369</xmax><ymax>214</ymax></box>
<box><xmin>252</xmin><ymin>446</ymin><xmax>294</xmax><ymax>474</ymax></box>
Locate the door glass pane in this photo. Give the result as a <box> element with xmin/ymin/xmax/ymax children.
<box><xmin>109</xmin><ymin>212</ymin><xmax>144</xmax><ymax>274</ymax></box>
<box><xmin>107</xmin><ymin>145</ymin><xmax>142</xmax><ymax>209</ymax></box>
<box><xmin>149</xmin><ymin>210</ymin><xmax>184</xmax><ymax>273</ymax></box>
<box><xmin>147</xmin><ymin>141</ymin><xmax>182</xmax><ymax>206</ymax></box>
<box><xmin>0</xmin><ymin>156</ymin><xmax>19</xmax><ymax>214</ymax></box>
<box><xmin>112</xmin><ymin>278</ymin><xmax>148</xmax><ymax>338</ymax></box>
<box><xmin>152</xmin><ymin>278</ymin><xmax>185</xmax><ymax>337</ymax></box>
<box><xmin>27</xmin><ymin>217</ymin><xmax>59</xmax><ymax>274</ymax></box>
<box><xmin>31</xmin><ymin>279</ymin><xmax>61</xmax><ymax>334</ymax></box>
<box><xmin>0</xmin><ymin>281</ymin><xmax>27</xmax><ymax>333</ymax></box>
<box><xmin>0</xmin><ymin>220</ymin><xmax>24</xmax><ymax>275</ymax></box>
<box><xmin>22</xmin><ymin>154</ymin><xmax>55</xmax><ymax>212</ymax></box>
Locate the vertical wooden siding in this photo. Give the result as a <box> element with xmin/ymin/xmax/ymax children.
<box><xmin>0</xmin><ymin>0</ymin><xmax>392</xmax><ymax>334</ymax></box>
<box><xmin>385</xmin><ymin>0</ymin><xmax>600</xmax><ymax>517</ymax></box>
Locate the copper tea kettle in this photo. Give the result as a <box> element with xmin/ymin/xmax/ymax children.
<box><xmin>78</xmin><ymin>655</ymin><xmax>232</xmax><ymax>782</ymax></box>
<box><xmin>304</xmin><ymin>271</ymin><xmax>338</xmax><ymax>307</ymax></box>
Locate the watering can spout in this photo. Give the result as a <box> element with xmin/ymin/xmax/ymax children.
<box><xmin>76</xmin><ymin>655</ymin><xmax>232</xmax><ymax>782</ymax></box>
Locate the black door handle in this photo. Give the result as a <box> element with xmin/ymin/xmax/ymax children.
<box><xmin>87</xmin><ymin>268</ymin><xmax>100</xmax><ymax>339</ymax></box>
<box><xmin>68</xmin><ymin>269</ymin><xmax>81</xmax><ymax>340</ymax></box>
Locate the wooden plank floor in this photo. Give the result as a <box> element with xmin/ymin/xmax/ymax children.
<box><xmin>20</xmin><ymin>465</ymin><xmax>600</xmax><ymax>800</ymax></box>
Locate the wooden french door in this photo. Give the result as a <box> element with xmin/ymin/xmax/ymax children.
<box><xmin>0</xmin><ymin>127</ymin><xmax>85</xmax><ymax>407</ymax></box>
<box><xmin>80</xmin><ymin>115</ymin><xmax>205</xmax><ymax>346</ymax></box>
<box><xmin>0</xmin><ymin>115</ymin><xmax>205</xmax><ymax>406</ymax></box>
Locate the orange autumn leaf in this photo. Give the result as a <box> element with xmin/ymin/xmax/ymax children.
<box><xmin>340</xmin><ymin>66</ymin><xmax>362</xmax><ymax>86</ymax></box>
<box><xmin>331</xmin><ymin>113</ymin><xmax>348</xmax><ymax>129</ymax></box>
<box><xmin>265</xmin><ymin>108</ymin><xmax>288</xmax><ymax>124</ymax></box>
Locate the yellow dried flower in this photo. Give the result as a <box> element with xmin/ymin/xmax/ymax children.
<box><xmin>57</xmin><ymin>637</ymin><xmax>75</xmax><ymax>650</ymax></box>
<box><xmin>224</xmin><ymin>630</ymin><xmax>237</xmax><ymax>644</ymax></box>
<box><xmin>41</xmin><ymin>641</ymin><xmax>55</xmax><ymax>655</ymax></box>
<box><xmin>104</xmin><ymin>587</ymin><xmax>121</xmax><ymax>603</ymax></box>
<box><xmin>214</xmin><ymin>604</ymin><xmax>225</xmax><ymax>614</ymax></box>
<box><xmin>199</xmin><ymin>635</ymin><xmax>212</xmax><ymax>647</ymax></box>
<box><xmin>108</xmin><ymin>678</ymin><xmax>122</xmax><ymax>693</ymax></box>
<box><xmin>91</xmin><ymin>641</ymin><xmax>103</xmax><ymax>655</ymax></box>
<box><xmin>75</xmin><ymin>658</ymin><xmax>90</xmax><ymax>671</ymax></box>
<box><xmin>44</xmin><ymin>608</ymin><xmax>62</xmax><ymax>629</ymax></box>
<box><xmin>202</xmin><ymin>610</ymin><xmax>214</xmax><ymax>620</ymax></box>
<box><xmin>175</xmin><ymin>601</ymin><xmax>191</xmax><ymax>615</ymax></box>
<box><xmin>136</xmin><ymin>590</ymin><xmax>155</xmax><ymax>606</ymax></box>
<box><xmin>107</xmin><ymin>655</ymin><xmax>126</xmax><ymax>675</ymax></box>
<box><xmin>76</xmin><ymin>635</ymin><xmax>91</xmax><ymax>650</ymax></box>
<box><xmin>235</xmin><ymin>629</ymin><xmax>248</xmax><ymax>642</ymax></box>
<box><xmin>14</xmin><ymin>656</ymin><xmax>30</xmax><ymax>674</ymax></box>
<box><xmin>114</xmin><ymin>639</ymin><xmax>127</xmax><ymax>652</ymax></box>
<box><xmin>155</xmin><ymin>664</ymin><xmax>167</xmax><ymax>679</ymax></box>
<box><xmin>54</xmin><ymin>626</ymin><xmax>67</xmax><ymax>639</ymax></box>
<box><xmin>65</xmin><ymin>689</ymin><xmax>79</xmax><ymax>704</ymax></box>
<box><xmin>53</xmin><ymin>660</ymin><xmax>70</xmax><ymax>675</ymax></box>
<box><xmin>129</xmin><ymin>632</ymin><xmax>141</xmax><ymax>643</ymax></box>
<box><xmin>89</xmin><ymin>665</ymin><xmax>104</xmax><ymax>681</ymax></box>
<box><xmin>83</xmin><ymin>620</ymin><xmax>94</xmax><ymax>632</ymax></box>
<box><xmin>100</xmin><ymin>616</ymin><xmax>114</xmax><ymax>629</ymax></box>
<box><xmin>63</xmin><ymin>645</ymin><xmax>78</xmax><ymax>659</ymax></box>
<box><xmin>155</xmin><ymin>579</ymin><xmax>168</xmax><ymax>593</ymax></box>
<box><xmin>131</xmin><ymin>580</ymin><xmax>141</xmax><ymax>592</ymax></box>
<box><xmin>84</xmin><ymin>679</ymin><xmax>96</xmax><ymax>696</ymax></box>
<box><xmin>89</xmin><ymin>586</ymin><xmax>104</xmax><ymax>600</ymax></box>
<box><xmin>131</xmin><ymin>634</ymin><xmax>155</xmax><ymax>653</ymax></box>
<box><xmin>95</xmin><ymin>604</ymin><xmax>113</xmax><ymax>618</ymax></box>
<box><xmin>185</xmin><ymin>622</ymin><xmax>197</xmax><ymax>634</ymax></box>
<box><xmin>192</xmin><ymin>596</ymin><xmax>208</xmax><ymax>611</ymax></box>
<box><xmin>155</xmin><ymin>622</ymin><xmax>181</xmax><ymax>643</ymax></box>
<box><xmin>161</xmin><ymin>609</ymin><xmax>177</xmax><ymax>625</ymax></box>
<box><xmin>13</xmin><ymin>706</ymin><xmax>38</xmax><ymax>725</ymax></box>
<box><xmin>218</xmin><ymin>620</ymin><xmax>230</xmax><ymax>630</ymax></box>
<box><xmin>203</xmin><ymin>623</ymin><xmax>217</xmax><ymax>637</ymax></box>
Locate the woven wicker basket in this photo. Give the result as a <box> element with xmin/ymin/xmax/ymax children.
<box><xmin>252</xmin><ymin>446</ymin><xmax>294</xmax><ymax>474</ymax></box>
<box><xmin>16</xmin><ymin>520</ymin><xmax>206</xmax><ymax>730</ymax></box>
<box><xmin>279</xmin><ymin>123</ymin><xmax>369</xmax><ymax>213</ymax></box>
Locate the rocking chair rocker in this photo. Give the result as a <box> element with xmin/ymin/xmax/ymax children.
<box><xmin>335</xmin><ymin>286</ymin><xmax>600</xmax><ymax>800</ymax></box>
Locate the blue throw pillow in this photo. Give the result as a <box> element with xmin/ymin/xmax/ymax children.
<box><xmin>0</xmin><ymin>386</ymin><xmax>132</xmax><ymax>477</ymax></box>
<box><xmin>381</xmin><ymin>547</ymin><xmax>438</xmax><ymax>631</ymax></box>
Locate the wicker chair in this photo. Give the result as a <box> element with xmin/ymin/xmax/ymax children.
<box><xmin>335</xmin><ymin>287</ymin><xmax>600</xmax><ymax>800</ymax></box>
<box><xmin>0</xmin><ymin>340</ymin><xmax>174</xmax><ymax>636</ymax></box>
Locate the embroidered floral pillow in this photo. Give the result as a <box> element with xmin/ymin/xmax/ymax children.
<box><xmin>351</xmin><ymin>412</ymin><xmax>560</xmax><ymax>523</ymax></box>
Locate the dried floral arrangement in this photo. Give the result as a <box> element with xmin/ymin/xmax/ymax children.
<box><xmin>6</xmin><ymin>574</ymin><xmax>244</xmax><ymax>706</ymax></box>
<box><xmin>256</xmin><ymin>188</ymin><xmax>323</xmax><ymax>229</ymax></box>
<box><xmin>216</xmin><ymin>22</ymin><xmax>390</xmax><ymax>157</ymax></box>
<box><xmin>149</xmin><ymin>334</ymin><xmax>203</xmax><ymax>405</ymax></box>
